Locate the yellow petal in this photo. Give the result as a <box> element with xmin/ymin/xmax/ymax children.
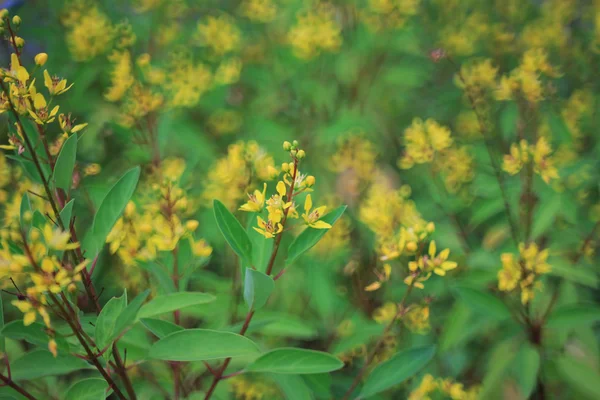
<box><xmin>310</xmin><ymin>220</ymin><xmax>331</xmax><ymax>229</ymax></box>
<box><xmin>33</xmin><ymin>93</ymin><xmax>46</xmax><ymax>109</ymax></box>
<box><xmin>304</xmin><ymin>194</ymin><xmax>312</xmax><ymax>213</ymax></box>
<box><xmin>364</xmin><ymin>281</ymin><xmax>382</xmax><ymax>291</ymax></box>
<box><xmin>276</xmin><ymin>181</ymin><xmax>286</xmax><ymax>197</ymax></box>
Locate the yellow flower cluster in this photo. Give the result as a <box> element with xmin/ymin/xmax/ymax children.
<box><xmin>330</xmin><ymin>134</ymin><xmax>378</xmax><ymax>183</ymax></box>
<box><xmin>288</xmin><ymin>3</ymin><xmax>342</xmax><ymax>59</ymax></box>
<box><xmin>107</xmin><ymin>159</ymin><xmax>212</xmax><ymax>268</ymax></box>
<box><xmin>239</xmin><ymin>141</ymin><xmax>330</xmax><ymax>239</ymax></box>
<box><xmin>229</xmin><ymin>375</ymin><xmax>281</xmax><ymax>400</ymax></box>
<box><xmin>372</xmin><ymin>302</ymin><xmax>430</xmax><ymax>334</ymax></box>
<box><xmin>202</xmin><ymin>141</ymin><xmax>278</xmax><ymax>210</ymax></box>
<box><xmin>409</xmin><ymin>374</ymin><xmax>479</xmax><ymax>400</ymax></box>
<box><xmin>498</xmin><ymin>243</ymin><xmax>551</xmax><ymax>304</ymax></box>
<box><xmin>207</xmin><ymin>109</ymin><xmax>242</xmax><ymax>135</ymax></box>
<box><xmin>61</xmin><ymin>1</ymin><xmax>115</xmax><ymax>61</ymax></box>
<box><xmin>398</xmin><ymin>118</ymin><xmax>453</xmax><ymax>169</ymax></box>
<box><xmin>434</xmin><ymin>146</ymin><xmax>475</xmax><ymax>194</ymax></box>
<box><xmin>502</xmin><ymin>137</ymin><xmax>559</xmax><ymax>184</ymax></box>
<box><xmin>561</xmin><ymin>90</ymin><xmax>593</xmax><ymax>147</ymax></box>
<box><xmin>405</xmin><ymin>240</ymin><xmax>457</xmax><ymax>289</ymax></box>
<box><xmin>240</xmin><ymin>0</ymin><xmax>278</xmax><ymax>23</ymax></box>
<box><xmin>105</xmin><ymin>51</ymin><xmax>134</xmax><ymax>102</ymax></box>
<box><xmin>360</xmin><ymin>0</ymin><xmax>420</xmax><ymax>31</ymax></box>
<box><xmin>455</xmin><ymin>59</ymin><xmax>498</xmax><ymax>103</ymax></box>
<box><xmin>195</xmin><ymin>15</ymin><xmax>241</xmax><ymax>56</ymax></box>
<box><xmin>435</xmin><ymin>1</ymin><xmax>489</xmax><ymax>57</ymax></box>
<box><xmin>495</xmin><ymin>48</ymin><xmax>560</xmax><ymax>103</ymax></box>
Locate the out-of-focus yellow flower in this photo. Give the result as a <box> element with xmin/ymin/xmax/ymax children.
<box><xmin>399</xmin><ymin>118</ymin><xmax>453</xmax><ymax>168</ymax></box>
<box><xmin>27</xmin><ymin>93</ymin><xmax>59</xmax><ymax>125</ymax></box>
<box><xmin>288</xmin><ymin>3</ymin><xmax>342</xmax><ymax>59</ymax></box>
<box><xmin>502</xmin><ymin>139</ymin><xmax>529</xmax><ymax>176</ymax></box>
<box><xmin>195</xmin><ymin>15</ymin><xmax>241</xmax><ymax>56</ymax></box>
<box><xmin>240</xmin><ymin>0</ymin><xmax>278</xmax><ymax>23</ymax></box>
<box><xmin>214</xmin><ymin>57</ymin><xmax>242</xmax><ymax>85</ymax></box>
<box><xmin>208</xmin><ymin>110</ymin><xmax>242</xmax><ymax>135</ymax></box>
<box><xmin>498</xmin><ymin>243</ymin><xmax>550</xmax><ymax>304</ymax></box>
<box><xmin>365</xmin><ymin>263</ymin><xmax>391</xmax><ymax>291</ymax></box>
<box><xmin>104</xmin><ymin>51</ymin><xmax>134</xmax><ymax>102</ymax></box>
<box><xmin>62</xmin><ymin>3</ymin><xmax>114</xmax><ymax>61</ymax></box>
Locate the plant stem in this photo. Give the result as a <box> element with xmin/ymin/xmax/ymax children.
<box><xmin>203</xmin><ymin>159</ymin><xmax>300</xmax><ymax>400</ymax></box>
<box><xmin>340</xmin><ymin>282</ymin><xmax>415</xmax><ymax>400</ymax></box>
<box><xmin>0</xmin><ymin>373</ymin><xmax>36</xmax><ymax>400</ymax></box>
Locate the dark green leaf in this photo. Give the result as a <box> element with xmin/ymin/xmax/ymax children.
<box><xmin>59</xmin><ymin>199</ymin><xmax>75</xmax><ymax>228</ymax></box>
<box><xmin>359</xmin><ymin>345</ymin><xmax>436</xmax><ymax>398</ymax></box>
<box><xmin>244</xmin><ymin>268</ymin><xmax>274</xmax><ymax>311</ymax></box>
<box><xmin>454</xmin><ymin>286</ymin><xmax>512</xmax><ymax>321</ymax></box>
<box><xmin>112</xmin><ymin>289</ymin><xmax>150</xmax><ymax>341</ymax></box>
<box><xmin>246</xmin><ymin>348</ymin><xmax>343</xmax><ymax>374</ymax></box>
<box><xmin>546</xmin><ymin>304</ymin><xmax>600</xmax><ymax>329</ymax></box>
<box><xmin>513</xmin><ymin>343</ymin><xmax>540</xmax><ymax>398</ymax></box>
<box><xmin>247</xmin><ymin>213</ymin><xmax>274</xmax><ymax>273</ymax></box>
<box><xmin>149</xmin><ymin>329</ymin><xmax>260</xmax><ymax>361</ymax></box>
<box><xmin>95</xmin><ymin>292</ymin><xmax>127</xmax><ymax>351</ymax></box>
<box><xmin>213</xmin><ymin>199</ymin><xmax>253</xmax><ymax>265</ymax></box>
<box><xmin>555</xmin><ymin>355</ymin><xmax>600</xmax><ymax>398</ymax></box>
<box><xmin>287</xmin><ymin>206</ymin><xmax>346</xmax><ymax>264</ymax></box>
<box><xmin>10</xmin><ymin>350</ymin><xmax>92</xmax><ymax>380</ymax></box>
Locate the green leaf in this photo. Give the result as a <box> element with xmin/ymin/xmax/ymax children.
<box><xmin>138</xmin><ymin>292</ymin><xmax>216</xmax><ymax>319</ymax></box>
<box><xmin>546</xmin><ymin>304</ymin><xmax>600</xmax><ymax>329</ymax></box>
<box><xmin>513</xmin><ymin>343</ymin><xmax>540</xmax><ymax>398</ymax></box>
<box><xmin>548</xmin><ymin>259</ymin><xmax>598</xmax><ymax>289</ymax></box>
<box><xmin>270</xmin><ymin>374</ymin><xmax>314</xmax><ymax>400</ymax></box>
<box><xmin>19</xmin><ymin>193</ymin><xmax>31</xmax><ymax>229</ymax></box>
<box><xmin>247</xmin><ymin>213</ymin><xmax>274</xmax><ymax>273</ymax></box>
<box><xmin>453</xmin><ymin>286</ymin><xmax>512</xmax><ymax>321</ymax></box>
<box><xmin>65</xmin><ymin>378</ymin><xmax>109</xmax><ymax>400</ymax></box>
<box><xmin>83</xmin><ymin>166</ymin><xmax>140</xmax><ymax>257</ymax></box>
<box><xmin>531</xmin><ymin>194</ymin><xmax>561</xmax><ymax>239</ymax></box>
<box><xmin>246</xmin><ymin>348</ymin><xmax>343</xmax><ymax>374</ymax></box>
<box><xmin>287</xmin><ymin>205</ymin><xmax>346</xmax><ymax>264</ymax></box>
<box><xmin>244</xmin><ymin>268</ymin><xmax>274</xmax><ymax>311</ymax></box>
<box><xmin>52</xmin><ymin>133</ymin><xmax>77</xmax><ymax>191</ymax></box>
<box><xmin>59</xmin><ymin>199</ymin><xmax>75</xmax><ymax>228</ymax></box>
<box><xmin>213</xmin><ymin>199</ymin><xmax>253</xmax><ymax>265</ymax></box>
<box><xmin>112</xmin><ymin>289</ymin><xmax>150</xmax><ymax>341</ymax></box>
<box><xmin>149</xmin><ymin>329</ymin><xmax>260</xmax><ymax>361</ymax></box>
<box><xmin>95</xmin><ymin>292</ymin><xmax>127</xmax><ymax>351</ymax></box>
<box><xmin>479</xmin><ymin>339</ymin><xmax>519</xmax><ymax>398</ymax></box>
<box><xmin>140</xmin><ymin>318</ymin><xmax>183</xmax><ymax>339</ymax></box>
<box><xmin>1</xmin><ymin>321</ymin><xmax>68</xmax><ymax>352</ymax></box>
<box><xmin>359</xmin><ymin>345</ymin><xmax>436</xmax><ymax>399</ymax></box>
<box><xmin>10</xmin><ymin>350</ymin><xmax>91</xmax><ymax>380</ymax></box>
<box><xmin>555</xmin><ymin>355</ymin><xmax>600</xmax><ymax>398</ymax></box>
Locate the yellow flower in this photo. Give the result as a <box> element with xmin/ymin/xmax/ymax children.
<box><xmin>27</xmin><ymin>93</ymin><xmax>59</xmax><ymax>125</ymax></box>
<box><xmin>425</xmin><ymin>241</ymin><xmax>457</xmax><ymax>276</ymax></box>
<box><xmin>195</xmin><ymin>15</ymin><xmax>241</xmax><ymax>56</ymax></box>
<box><xmin>42</xmin><ymin>224</ymin><xmax>79</xmax><ymax>251</ymax></box>
<box><xmin>302</xmin><ymin>194</ymin><xmax>331</xmax><ymax>229</ymax></box>
<box><xmin>253</xmin><ymin>215</ymin><xmax>283</xmax><ymax>239</ymax></box>
<box><xmin>532</xmin><ymin>137</ymin><xmax>559</xmax><ymax>183</ymax></box>
<box><xmin>44</xmin><ymin>70</ymin><xmax>73</xmax><ymax>96</ymax></box>
<box><xmin>239</xmin><ymin>183</ymin><xmax>267</xmax><ymax>212</ymax></box>
<box><xmin>58</xmin><ymin>113</ymin><xmax>88</xmax><ymax>135</ymax></box>
<box><xmin>365</xmin><ymin>263</ymin><xmax>391</xmax><ymax>291</ymax></box>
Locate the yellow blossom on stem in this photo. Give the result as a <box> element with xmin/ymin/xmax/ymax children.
<box><xmin>239</xmin><ymin>183</ymin><xmax>267</xmax><ymax>212</ymax></box>
<box><xmin>302</xmin><ymin>194</ymin><xmax>331</xmax><ymax>229</ymax></box>
<box><xmin>43</xmin><ymin>70</ymin><xmax>73</xmax><ymax>96</ymax></box>
<box><xmin>27</xmin><ymin>93</ymin><xmax>59</xmax><ymax>125</ymax></box>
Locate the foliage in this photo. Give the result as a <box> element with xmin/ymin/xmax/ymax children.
<box><xmin>0</xmin><ymin>1</ymin><xmax>599</xmax><ymax>399</ymax></box>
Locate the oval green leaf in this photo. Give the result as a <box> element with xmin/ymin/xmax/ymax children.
<box><xmin>358</xmin><ymin>345</ymin><xmax>436</xmax><ymax>399</ymax></box>
<box><xmin>149</xmin><ymin>329</ymin><xmax>260</xmax><ymax>361</ymax></box>
<box><xmin>138</xmin><ymin>292</ymin><xmax>216</xmax><ymax>319</ymax></box>
<box><xmin>287</xmin><ymin>205</ymin><xmax>346</xmax><ymax>264</ymax></box>
<box><xmin>140</xmin><ymin>318</ymin><xmax>184</xmax><ymax>339</ymax></box>
<box><xmin>10</xmin><ymin>350</ymin><xmax>92</xmax><ymax>380</ymax></box>
<box><xmin>546</xmin><ymin>304</ymin><xmax>600</xmax><ymax>329</ymax></box>
<box><xmin>83</xmin><ymin>166</ymin><xmax>141</xmax><ymax>257</ymax></box>
<box><xmin>213</xmin><ymin>199</ymin><xmax>253</xmax><ymax>264</ymax></box>
<box><xmin>244</xmin><ymin>268</ymin><xmax>274</xmax><ymax>311</ymax></box>
<box><xmin>246</xmin><ymin>348</ymin><xmax>343</xmax><ymax>374</ymax></box>
<box><xmin>453</xmin><ymin>286</ymin><xmax>511</xmax><ymax>321</ymax></box>
<box><xmin>65</xmin><ymin>378</ymin><xmax>109</xmax><ymax>400</ymax></box>
<box><xmin>555</xmin><ymin>355</ymin><xmax>600</xmax><ymax>398</ymax></box>
<box><xmin>53</xmin><ymin>133</ymin><xmax>77</xmax><ymax>191</ymax></box>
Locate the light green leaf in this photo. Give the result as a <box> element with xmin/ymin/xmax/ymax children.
<box><xmin>454</xmin><ymin>286</ymin><xmax>512</xmax><ymax>321</ymax></box>
<box><xmin>270</xmin><ymin>374</ymin><xmax>314</xmax><ymax>400</ymax></box>
<box><xmin>213</xmin><ymin>199</ymin><xmax>252</xmax><ymax>265</ymax></box>
<box><xmin>513</xmin><ymin>343</ymin><xmax>540</xmax><ymax>398</ymax></box>
<box><xmin>112</xmin><ymin>289</ymin><xmax>150</xmax><ymax>341</ymax></box>
<box><xmin>546</xmin><ymin>304</ymin><xmax>600</xmax><ymax>329</ymax></box>
<box><xmin>83</xmin><ymin>167</ymin><xmax>140</xmax><ymax>257</ymax></box>
<box><xmin>65</xmin><ymin>378</ymin><xmax>109</xmax><ymax>400</ymax></box>
<box><xmin>244</xmin><ymin>268</ymin><xmax>274</xmax><ymax>311</ymax></box>
<box><xmin>10</xmin><ymin>350</ymin><xmax>92</xmax><ymax>380</ymax></box>
<box><xmin>555</xmin><ymin>355</ymin><xmax>600</xmax><ymax>399</ymax></box>
<box><xmin>358</xmin><ymin>345</ymin><xmax>436</xmax><ymax>399</ymax></box>
<box><xmin>52</xmin><ymin>133</ymin><xmax>77</xmax><ymax>191</ymax></box>
<box><xmin>287</xmin><ymin>205</ymin><xmax>346</xmax><ymax>264</ymax></box>
<box><xmin>549</xmin><ymin>259</ymin><xmax>598</xmax><ymax>289</ymax></box>
<box><xmin>247</xmin><ymin>213</ymin><xmax>274</xmax><ymax>272</ymax></box>
<box><xmin>59</xmin><ymin>199</ymin><xmax>75</xmax><ymax>228</ymax></box>
<box><xmin>149</xmin><ymin>329</ymin><xmax>260</xmax><ymax>361</ymax></box>
<box><xmin>246</xmin><ymin>348</ymin><xmax>343</xmax><ymax>374</ymax></box>
<box><xmin>1</xmin><ymin>321</ymin><xmax>68</xmax><ymax>352</ymax></box>
<box><xmin>140</xmin><ymin>318</ymin><xmax>183</xmax><ymax>339</ymax></box>
<box><xmin>19</xmin><ymin>193</ymin><xmax>31</xmax><ymax>229</ymax></box>
<box><xmin>531</xmin><ymin>195</ymin><xmax>561</xmax><ymax>239</ymax></box>
<box><xmin>138</xmin><ymin>292</ymin><xmax>216</xmax><ymax>319</ymax></box>
<box><xmin>95</xmin><ymin>292</ymin><xmax>127</xmax><ymax>351</ymax></box>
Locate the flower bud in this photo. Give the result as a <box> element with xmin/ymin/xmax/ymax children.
<box><xmin>35</xmin><ymin>53</ymin><xmax>48</xmax><ymax>66</ymax></box>
<box><xmin>14</xmin><ymin>36</ymin><xmax>24</xmax><ymax>48</ymax></box>
<box><xmin>281</xmin><ymin>162</ymin><xmax>290</xmax><ymax>172</ymax></box>
<box><xmin>296</xmin><ymin>149</ymin><xmax>306</xmax><ymax>159</ymax></box>
<box><xmin>292</xmin><ymin>140</ymin><xmax>299</xmax><ymax>147</ymax></box>
<box><xmin>11</xmin><ymin>15</ymin><xmax>20</xmax><ymax>27</ymax></box>
<box><xmin>283</xmin><ymin>141</ymin><xmax>292</xmax><ymax>151</ymax></box>
<box><xmin>186</xmin><ymin>220</ymin><xmax>199</xmax><ymax>232</ymax></box>
<box><xmin>305</xmin><ymin>175</ymin><xmax>315</xmax><ymax>186</ymax></box>
<box><xmin>426</xmin><ymin>222</ymin><xmax>435</xmax><ymax>233</ymax></box>
<box><xmin>406</xmin><ymin>242</ymin><xmax>418</xmax><ymax>252</ymax></box>
<box><xmin>0</xmin><ymin>9</ymin><xmax>8</xmax><ymax>20</ymax></box>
